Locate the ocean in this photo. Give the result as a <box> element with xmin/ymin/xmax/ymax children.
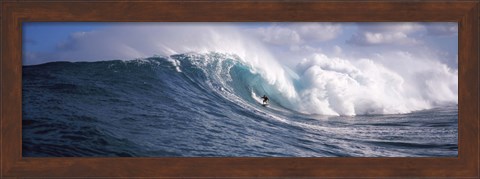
<box><xmin>22</xmin><ymin>53</ymin><xmax>458</xmax><ymax>157</ymax></box>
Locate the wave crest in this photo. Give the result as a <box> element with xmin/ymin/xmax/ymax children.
<box><xmin>161</xmin><ymin>52</ymin><xmax>457</xmax><ymax>116</ymax></box>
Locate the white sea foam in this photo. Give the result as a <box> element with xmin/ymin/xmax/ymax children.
<box><xmin>290</xmin><ymin>54</ymin><xmax>457</xmax><ymax>115</ymax></box>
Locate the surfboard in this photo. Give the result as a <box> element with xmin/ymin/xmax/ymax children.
<box><xmin>262</xmin><ymin>103</ymin><xmax>268</xmax><ymax>107</ymax></box>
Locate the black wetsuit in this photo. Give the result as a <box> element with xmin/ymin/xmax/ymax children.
<box><xmin>261</xmin><ymin>96</ymin><xmax>269</xmax><ymax>104</ymax></box>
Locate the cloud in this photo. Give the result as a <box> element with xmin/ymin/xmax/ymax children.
<box><xmin>23</xmin><ymin>24</ymin><xmax>224</xmax><ymax>64</ymax></box>
<box><xmin>296</xmin><ymin>23</ymin><xmax>342</xmax><ymax>42</ymax></box>
<box><xmin>348</xmin><ymin>32</ymin><xmax>419</xmax><ymax>46</ymax></box>
<box><xmin>23</xmin><ymin>22</ymin><xmax>457</xmax><ymax>71</ymax></box>
<box><xmin>425</xmin><ymin>22</ymin><xmax>458</xmax><ymax>36</ymax></box>
<box><xmin>333</xmin><ymin>45</ymin><xmax>342</xmax><ymax>56</ymax></box>
<box><xmin>255</xmin><ymin>25</ymin><xmax>302</xmax><ymax>45</ymax></box>
<box><xmin>358</xmin><ymin>23</ymin><xmax>424</xmax><ymax>33</ymax></box>
<box><xmin>25</xmin><ymin>28</ymin><xmax>152</xmax><ymax>64</ymax></box>
<box><xmin>347</xmin><ymin>23</ymin><xmax>425</xmax><ymax>46</ymax></box>
<box><xmin>23</xmin><ymin>23</ymin><xmax>281</xmax><ymax>66</ymax></box>
<box><xmin>252</xmin><ymin>23</ymin><xmax>342</xmax><ymax>46</ymax></box>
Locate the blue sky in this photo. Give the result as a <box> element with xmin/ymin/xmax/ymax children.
<box><xmin>23</xmin><ymin>23</ymin><xmax>107</xmax><ymax>53</ymax></box>
<box><xmin>23</xmin><ymin>22</ymin><xmax>458</xmax><ymax>69</ymax></box>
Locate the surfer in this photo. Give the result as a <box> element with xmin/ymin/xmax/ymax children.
<box><xmin>261</xmin><ymin>95</ymin><xmax>269</xmax><ymax>105</ymax></box>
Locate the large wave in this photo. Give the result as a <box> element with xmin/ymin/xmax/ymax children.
<box><xmin>142</xmin><ymin>52</ymin><xmax>457</xmax><ymax>116</ymax></box>
<box><xmin>142</xmin><ymin>25</ymin><xmax>457</xmax><ymax>116</ymax></box>
<box><xmin>23</xmin><ymin>54</ymin><xmax>459</xmax><ymax>157</ymax></box>
<box><xmin>32</xmin><ymin>24</ymin><xmax>458</xmax><ymax>116</ymax></box>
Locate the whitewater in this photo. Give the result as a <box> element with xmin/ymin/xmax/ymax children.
<box><xmin>22</xmin><ymin>24</ymin><xmax>457</xmax><ymax>157</ymax></box>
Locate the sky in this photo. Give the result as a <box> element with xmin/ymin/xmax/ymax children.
<box><xmin>23</xmin><ymin>22</ymin><xmax>458</xmax><ymax>68</ymax></box>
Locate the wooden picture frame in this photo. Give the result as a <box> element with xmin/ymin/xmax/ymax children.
<box><xmin>1</xmin><ymin>0</ymin><xmax>478</xmax><ymax>178</ymax></box>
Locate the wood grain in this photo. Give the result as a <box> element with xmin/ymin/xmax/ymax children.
<box><xmin>1</xmin><ymin>0</ymin><xmax>479</xmax><ymax>178</ymax></box>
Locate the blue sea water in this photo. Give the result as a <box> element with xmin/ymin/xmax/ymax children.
<box><xmin>22</xmin><ymin>53</ymin><xmax>458</xmax><ymax>157</ymax></box>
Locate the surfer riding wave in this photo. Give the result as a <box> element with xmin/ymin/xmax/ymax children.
<box><xmin>261</xmin><ymin>95</ymin><xmax>269</xmax><ymax>105</ymax></box>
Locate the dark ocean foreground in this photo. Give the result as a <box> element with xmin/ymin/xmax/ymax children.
<box><xmin>22</xmin><ymin>53</ymin><xmax>458</xmax><ymax>157</ymax></box>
